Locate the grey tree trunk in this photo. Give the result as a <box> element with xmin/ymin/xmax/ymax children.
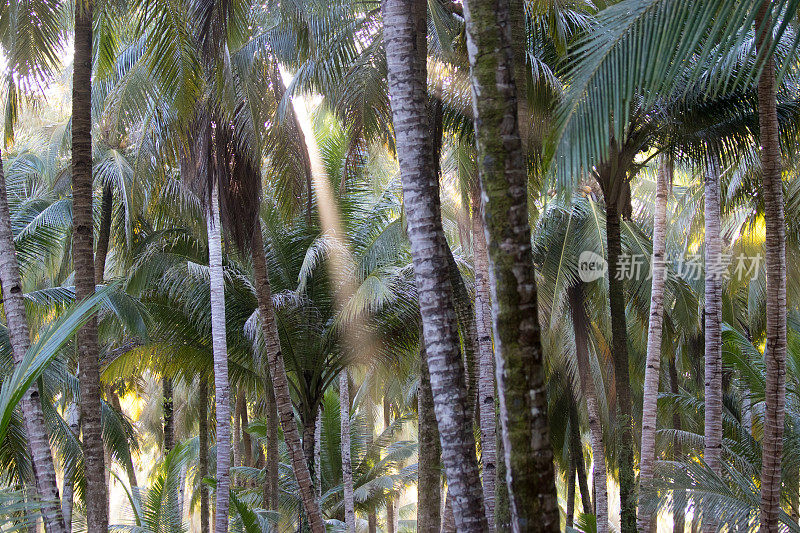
<box><xmin>568</xmin><ymin>284</ymin><xmax>608</xmax><ymax>533</ymax></box>
<box><xmin>199</xmin><ymin>379</ymin><xmax>210</xmax><ymax>533</ymax></box>
<box><xmin>703</xmin><ymin>154</ymin><xmax>723</xmax><ymax>533</ymax></box>
<box><xmin>417</xmin><ymin>348</ymin><xmax>441</xmax><ymax>533</ymax></box>
<box><xmin>72</xmin><ymin>0</ymin><xmax>108</xmax><ymax>528</ymax></box>
<box><xmin>383</xmin><ymin>398</ymin><xmax>397</xmax><ymax>533</ymax></box>
<box><xmin>62</xmin><ymin>401</ymin><xmax>80</xmax><ymax>531</ymax></box>
<box><xmin>638</xmin><ymin>156</ymin><xmax>671</xmax><ymax>531</ymax></box>
<box><xmin>382</xmin><ymin>0</ymin><xmax>487</xmax><ymax>529</ymax></box>
<box><xmin>472</xmin><ymin>193</ymin><xmax>496</xmax><ymax>529</ymax></box>
<box><xmin>250</xmin><ymin>224</ymin><xmax>325</xmax><ymax>532</ymax></box>
<box><xmin>340</xmin><ymin>371</ymin><xmax>356</xmax><ymax>533</ymax></box>
<box><xmin>462</xmin><ymin>0</ymin><xmax>559</xmax><ymax>529</ymax></box>
<box><xmin>756</xmin><ymin>4</ymin><xmax>788</xmax><ymax>530</ymax></box>
<box><xmin>207</xmin><ymin>185</ymin><xmax>231</xmax><ymax>533</ymax></box>
<box><xmin>0</xmin><ymin>149</ymin><xmax>67</xmax><ymax>533</ymax></box>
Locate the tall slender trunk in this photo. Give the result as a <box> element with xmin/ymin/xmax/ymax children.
<box><xmin>264</xmin><ymin>372</ymin><xmax>279</xmax><ymax>510</ymax></box>
<box><xmin>366</xmin><ymin>394</ymin><xmax>377</xmax><ymax>533</ymax></box>
<box><xmin>250</xmin><ymin>224</ymin><xmax>325</xmax><ymax>532</ymax></box>
<box><xmin>383</xmin><ymin>398</ymin><xmax>397</xmax><ymax>533</ymax></box>
<box><xmin>418</xmin><ymin>348</ymin><xmax>441</xmax><ymax>533</ymax></box>
<box><xmin>638</xmin><ymin>156</ymin><xmax>671</xmax><ymax>530</ymax></box>
<box><xmin>604</xmin><ymin>201</ymin><xmax>637</xmax><ymax>532</ymax></box>
<box><xmin>164</xmin><ymin>377</ymin><xmax>174</xmax><ymax>453</ymax></box>
<box><xmin>756</xmin><ymin>4</ymin><xmax>788</xmax><ymax>530</ymax></box>
<box><xmin>207</xmin><ymin>185</ymin><xmax>231</xmax><ymax>533</ymax></box>
<box><xmin>0</xmin><ymin>150</ymin><xmax>67</xmax><ymax>533</ymax></box>
<box><xmin>703</xmin><ymin>153</ymin><xmax>723</xmax><ymax>533</ymax></box>
<box><xmin>95</xmin><ymin>183</ymin><xmax>113</xmax><ymax>285</ymax></box>
<box><xmin>340</xmin><ymin>371</ymin><xmax>356</xmax><ymax>533</ymax></box>
<box><xmin>669</xmin><ymin>353</ymin><xmax>685</xmax><ymax>533</ymax></box>
<box><xmin>566</xmin><ymin>460</ymin><xmax>576</xmax><ymax>529</ymax></box>
<box><xmin>241</xmin><ymin>394</ymin><xmax>252</xmax><ymax>468</ymax></box>
<box><xmin>73</xmin><ymin>0</ymin><xmax>108</xmax><ymax>528</ymax></box>
<box><xmin>569</xmin><ymin>284</ymin><xmax>609</xmax><ymax>533</ymax></box>
<box><xmin>472</xmin><ymin>193</ymin><xmax>497</xmax><ymax>528</ymax></box>
<box><xmin>569</xmin><ymin>398</ymin><xmax>592</xmax><ymax>515</ymax></box>
<box><xmin>382</xmin><ymin>0</ymin><xmax>487</xmax><ymax>529</ymax></box>
<box><xmin>62</xmin><ymin>401</ymin><xmax>80</xmax><ymax>531</ymax></box>
<box><xmin>462</xmin><ymin>0</ymin><xmax>559</xmax><ymax>529</ymax></box>
<box><xmin>314</xmin><ymin>407</ymin><xmax>322</xmax><ymax>503</ymax></box>
<box><xmin>199</xmin><ymin>379</ymin><xmax>210</xmax><ymax>533</ymax></box>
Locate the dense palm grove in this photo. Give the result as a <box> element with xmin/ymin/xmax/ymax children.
<box><xmin>3</xmin><ymin>0</ymin><xmax>800</xmax><ymax>531</ymax></box>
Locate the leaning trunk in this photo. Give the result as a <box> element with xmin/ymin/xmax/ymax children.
<box><xmin>604</xmin><ymin>200</ymin><xmax>637</xmax><ymax>532</ymax></box>
<box><xmin>637</xmin><ymin>156</ymin><xmax>671</xmax><ymax>530</ymax></box>
<box><xmin>418</xmin><ymin>347</ymin><xmax>441</xmax><ymax>533</ymax></box>
<box><xmin>73</xmin><ymin>0</ymin><xmax>108</xmax><ymax>529</ymax></box>
<box><xmin>569</xmin><ymin>284</ymin><xmax>609</xmax><ymax>533</ymax></box>
<box><xmin>462</xmin><ymin>0</ymin><xmax>559</xmax><ymax>528</ymax></box>
<box><xmin>264</xmin><ymin>371</ymin><xmax>279</xmax><ymax>510</ymax></box>
<box><xmin>199</xmin><ymin>379</ymin><xmax>210</xmax><ymax>533</ymax></box>
<box><xmin>207</xmin><ymin>185</ymin><xmax>232</xmax><ymax>533</ymax></box>
<box><xmin>250</xmin><ymin>224</ymin><xmax>325</xmax><ymax>532</ymax></box>
<box><xmin>756</xmin><ymin>4</ymin><xmax>788</xmax><ymax>530</ymax></box>
<box><xmin>340</xmin><ymin>371</ymin><xmax>356</xmax><ymax>533</ymax></box>
<box><xmin>382</xmin><ymin>0</ymin><xmax>487</xmax><ymax>529</ymax></box>
<box><xmin>703</xmin><ymin>153</ymin><xmax>723</xmax><ymax>533</ymax></box>
<box><xmin>472</xmin><ymin>191</ymin><xmax>497</xmax><ymax>528</ymax></box>
<box><xmin>0</xmin><ymin>149</ymin><xmax>67</xmax><ymax>533</ymax></box>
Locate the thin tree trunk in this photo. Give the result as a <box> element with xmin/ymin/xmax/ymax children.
<box><xmin>315</xmin><ymin>407</ymin><xmax>322</xmax><ymax>504</ymax></box>
<box><xmin>241</xmin><ymin>394</ymin><xmax>252</xmax><ymax>468</ymax></box>
<box><xmin>566</xmin><ymin>460</ymin><xmax>576</xmax><ymax>529</ymax></box>
<box><xmin>703</xmin><ymin>153</ymin><xmax>723</xmax><ymax>533</ymax></box>
<box><xmin>569</xmin><ymin>284</ymin><xmax>609</xmax><ymax>533</ymax></box>
<box><xmin>164</xmin><ymin>377</ymin><xmax>174</xmax><ymax>453</ymax></box>
<box><xmin>472</xmin><ymin>193</ymin><xmax>497</xmax><ymax>529</ymax></box>
<box><xmin>366</xmin><ymin>393</ymin><xmax>377</xmax><ymax>533</ymax></box>
<box><xmin>383</xmin><ymin>398</ymin><xmax>396</xmax><ymax>533</ymax></box>
<box><xmin>264</xmin><ymin>372</ymin><xmax>279</xmax><ymax>510</ymax></box>
<box><xmin>0</xmin><ymin>148</ymin><xmax>67</xmax><ymax>533</ymax></box>
<box><xmin>756</xmin><ymin>4</ymin><xmax>788</xmax><ymax>531</ymax></box>
<box><xmin>669</xmin><ymin>352</ymin><xmax>685</xmax><ymax>533</ymax></box>
<box><xmin>340</xmin><ymin>371</ymin><xmax>356</xmax><ymax>533</ymax></box>
<box><xmin>73</xmin><ymin>0</ymin><xmax>108</xmax><ymax>528</ymax></box>
<box><xmin>604</xmin><ymin>201</ymin><xmax>637</xmax><ymax>533</ymax></box>
<box><xmin>207</xmin><ymin>185</ymin><xmax>231</xmax><ymax>533</ymax></box>
<box><xmin>199</xmin><ymin>379</ymin><xmax>210</xmax><ymax>533</ymax></box>
<box><xmin>250</xmin><ymin>224</ymin><xmax>325</xmax><ymax>532</ymax></box>
<box><xmin>62</xmin><ymin>401</ymin><xmax>80</xmax><ymax>531</ymax></box>
<box><xmin>301</xmin><ymin>413</ymin><xmax>318</xmax><ymax>525</ymax></box>
<box><xmin>382</xmin><ymin>0</ymin><xmax>487</xmax><ymax>529</ymax></box>
<box><xmin>570</xmin><ymin>398</ymin><xmax>592</xmax><ymax>515</ymax></box>
<box><xmin>462</xmin><ymin>0</ymin><xmax>559</xmax><ymax>529</ymax></box>
<box><xmin>638</xmin><ymin>156</ymin><xmax>671</xmax><ymax>530</ymax></box>
<box><xmin>418</xmin><ymin>348</ymin><xmax>441</xmax><ymax>533</ymax></box>
<box><xmin>95</xmin><ymin>183</ymin><xmax>113</xmax><ymax>285</ymax></box>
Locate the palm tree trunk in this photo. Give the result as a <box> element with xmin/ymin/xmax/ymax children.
<box><xmin>418</xmin><ymin>348</ymin><xmax>441</xmax><ymax>533</ymax></box>
<box><xmin>62</xmin><ymin>401</ymin><xmax>80</xmax><ymax>531</ymax></box>
<box><xmin>382</xmin><ymin>0</ymin><xmax>487</xmax><ymax>529</ymax></box>
<box><xmin>366</xmin><ymin>393</ymin><xmax>377</xmax><ymax>533</ymax></box>
<box><xmin>241</xmin><ymin>394</ymin><xmax>252</xmax><ymax>468</ymax></box>
<box><xmin>638</xmin><ymin>156</ymin><xmax>671</xmax><ymax>530</ymax></box>
<box><xmin>164</xmin><ymin>377</ymin><xmax>174</xmax><ymax>453</ymax></box>
<box><xmin>0</xmin><ymin>151</ymin><xmax>67</xmax><ymax>533</ymax></box>
<box><xmin>462</xmin><ymin>0</ymin><xmax>559</xmax><ymax>529</ymax></box>
<box><xmin>570</xmin><ymin>397</ymin><xmax>592</xmax><ymax>515</ymax></box>
<box><xmin>472</xmin><ymin>192</ymin><xmax>497</xmax><ymax>529</ymax></box>
<box><xmin>199</xmin><ymin>378</ymin><xmax>210</xmax><ymax>533</ymax></box>
<box><xmin>756</xmin><ymin>4</ymin><xmax>788</xmax><ymax>531</ymax></box>
<box><xmin>566</xmin><ymin>460</ymin><xmax>576</xmax><ymax>529</ymax></box>
<box><xmin>233</xmin><ymin>391</ymin><xmax>242</xmax><ymax>473</ymax></box>
<box><xmin>264</xmin><ymin>372</ymin><xmax>279</xmax><ymax>510</ymax></box>
<box><xmin>250</xmin><ymin>224</ymin><xmax>325</xmax><ymax>532</ymax></box>
<box><xmin>703</xmin><ymin>153</ymin><xmax>723</xmax><ymax>533</ymax></box>
<box><xmin>207</xmin><ymin>185</ymin><xmax>231</xmax><ymax>533</ymax></box>
<box><xmin>569</xmin><ymin>284</ymin><xmax>609</xmax><ymax>533</ymax></box>
<box><xmin>340</xmin><ymin>371</ymin><xmax>356</xmax><ymax>533</ymax></box>
<box><xmin>669</xmin><ymin>353</ymin><xmax>685</xmax><ymax>533</ymax></box>
<box><xmin>383</xmin><ymin>398</ymin><xmax>397</xmax><ymax>533</ymax></box>
<box><xmin>95</xmin><ymin>183</ymin><xmax>113</xmax><ymax>285</ymax></box>
<box><xmin>604</xmin><ymin>201</ymin><xmax>637</xmax><ymax>532</ymax></box>
<box><xmin>73</xmin><ymin>0</ymin><xmax>108</xmax><ymax>529</ymax></box>
<box><xmin>314</xmin><ymin>407</ymin><xmax>322</xmax><ymax>504</ymax></box>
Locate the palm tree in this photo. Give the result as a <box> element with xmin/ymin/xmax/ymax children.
<box><xmin>340</xmin><ymin>370</ymin><xmax>356</xmax><ymax>533</ymax></box>
<box><xmin>0</xmin><ymin>150</ymin><xmax>67</xmax><ymax>533</ymax></box>
<box><xmin>417</xmin><ymin>346</ymin><xmax>441</xmax><ymax>533</ymax></box>
<box><xmin>755</xmin><ymin>3</ymin><xmax>788</xmax><ymax>529</ymax></box>
<box><xmin>382</xmin><ymin>0</ymin><xmax>487</xmax><ymax>529</ymax></box>
<box><xmin>637</xmin><ymin>155</ymin><xmax>671</xmax><ymax>530</ymax></box>
<box><xmin>462</xmin><ymin>0</ymin><xmax>559</xmax><ymax>529</ymax></box>
<box><xmin>73</xmin><ymin>0</ymin><xmax>109</xmax><ymax>530</ymax></box>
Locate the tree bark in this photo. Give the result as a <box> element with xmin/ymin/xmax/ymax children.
<box><xmin>604</xmin><ymin>200</ymin><xmax>637</xmax><ymax>532</ymax></box>
<box><xmin>264</xmin><ymin>371</ymin><xmax>279</xmax><ymax>510</ymax></box>
<box><xmin>703</xmin><ymin>153</ymin><xmax>723</xmax><ymax>533</ymax></box>
<box><xmin>669</xmin><ymin>353</ymin><xmax>685</xmax><ymax>533</ymax></box>
<box><xmin>566</xmin><ymin>460</ymin><xmax>576</xmax><ymax>529</ymax></box>
<box><xmin>73</xmin><ymin>0</ymin><xmax>108</xmax><ymax>528</ymax></box>
<box><xmin>472</xmin><ymin>193</ymin><xmax>497</xmax><ymax>529</ymax></box>
<box><xmin>0</xmin><ymin>149</ymin><xmax>67</xmax><ymax>533</ymax></box>
<box><xmin>241</xmin><ymin>394</ymin><xmax>252</xmax><ymax>468</ymax></box>
<box><xmin>314</xmin><ymin>407</ymin><xmax>322</xmax><ymax>504</ymax></box>
<box><xmin>570</xmin><ymin>398</ymin><xmax>592</xmax><ymax>515</ymax></box>
<box><xmin>164</xmin><ymin>377</ymin><xmax>174</xmax><ymax>453</ymax></box>
<box><xmin>62</xmin><ymin>401</ymin><xmax>80</xmax><ymax>531</ymax></box>
<box><xmin>383</xmin><ymin>398</ymin><xmax>397</xmax><ymax>533</ymax></box>
<box><xmin>199</xmin><ymin>378</ymin><xmax>210</xmax><ymax>533</ymax></box>
<box><xmin>638</xmin><ymin>156</ymin><xmax>671</xmax><ymax>530</ymax></box>
<box><xmin>95</xmin><ymin>183</ymin><xmax>113</xmax><ymax>285</ymax></box>
<box><xmin>207</xmin><ymin>185</ymin><xmax>231</xmax><ymax>533</ymax></box>
<box><xmin>418</xmin><ymin>348</ymin><xmax>441</xmax><ymax>533</ymax></box>
<box><xmin>340</xmin><ymin>371</ymin><xmax>356</xmax><ymax>533</ymax></box>
<box><xmin>569</xmin><ymin>284</ymin><xmax>609</xmax><ymax>533</ymax></box>
<box><xmin>462</xmin><ymin>0</ymin><xmax>559</xmax><ymax>530</ymax></box>
<box><xmin>756</xmin><ymin>4</ymin><xmax>788</xmax><ymax>531</ymax></box>
<box><xmin>250</xmin><ymin>224</ymin><xmax>325</xmax><ymax>532</ymax></box>
<box><xmin>382</xmin><ymin>0</ymin><xmax>487</xmax><ymax>529</ymax></box>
